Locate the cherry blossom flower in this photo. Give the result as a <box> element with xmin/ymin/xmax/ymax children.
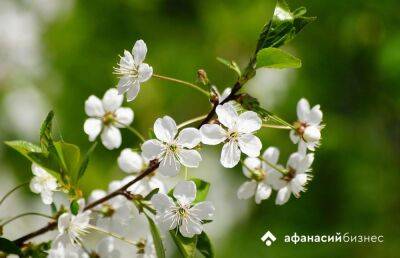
<box><xmin>151</xmin><ymin>181</ymin><xmax>215</xmax><ymax>238</ymax></box>
<box><xmin>142</xmin><ymin>116</ymin><xmax>202</xmax><ymax>177</ymax></box>
<box><xmin>114</xmin><ymin>39</ymin><xmax>153</xmax><ymax>101</ymax></box>
<box><xmin>200</xmin><ymin>102</ymin><xmax>262</xmax><ymax>168</ymax></box>
<box><xmin>48</xmin><ymin>242</ymin><xmax>83</xmax><ymax>258</ymax></box>
<box><xmin>217</xmin><ymin>87</ymin><xmax>231</xmax><ymax>103</ymax></box>
<box><xmin>84</xmin><ymin>88</ymin><xmax>134</xmax><ymax>150</ymax></box>
<box><xmin>118</xmin><ymin>148</ymin><xmax>147</xmax><ymax>173</ymax></box>
<box><xmin>136</xmin><ymin>235</ymin><xmax>156</xmax><ymax>258</ymax></box>
<box><xmin>237</xmin><ymin>147</ymin><xmax>283</xmax><ymax>204</ymax></box>
<box><xmin>290</xmin><ymin>98</ymin><xmax>323</xmax><ymax>154</ymax></box>
<box><xmin>95</xmin><ymin>237</ymin><xmax>120</xmax><ymax>258</ymax></box>
<box><xmin>275</xmin><ymin>152</ymin><xmax>314</xmax><ymax>205</ymax></box>
<box><xmin>55</xmin><ymin>199</ymin><xmax>91</xmax><ymax>245</ymax></box>
<box><xmin>29</xmin><ymin>163</ymin><xmax>57</xmax><ymax>205</ymax></box>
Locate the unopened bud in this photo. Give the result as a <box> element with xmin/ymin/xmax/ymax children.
<box><xmin>303</xmin><ymin>126</ymin><xmax>321</xmax><ymax>143</ymax></box>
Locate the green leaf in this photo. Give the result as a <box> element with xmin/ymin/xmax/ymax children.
<box><xmin>196</xmin><ymin>232</ymin><xmax>214</xmax><ymax>258</ymax></box>
<box><xmin>191</xmin><ymin>178</ymin><xmax>210</xmax><ymax>203</ymax></box>
<box><xmin>256</xmin><ymin>0</ymin><xmax>315</xmax><ymax>52</ymax></box>
<box><xmin>0</xmin><ymin>237</ymin><xmax>22</xmax><ymax>255</ymax></box>
<box><xmin>39</xmin><ymin>111</ymin><xmax>55</xmax><ymax>154</ymax></box>
<box><xmin>70</xmin><ymin>200</ymin><xmax>79</xmax><ymax>215</ymax></box>
<box><xmin>170</xmin><ymin>231</ymin><xmax>197</xmax><ymax>258</ymax></box>
<box><xmin>4</xmin><ymin>140</ymin><xmax>41</xmax><ymax>155</ymax></box>
<box><xmin>256</xmin><ymin>47</ymin><xmax>301</xmax><ymax>69</ymax></box>
<box><xmin>54</xmin><ymin>141</ymin><xmax>81</xmax><ymax>175</ymax></box>
<box><xmin>145</xmin><ymin>214</ymin><xmax>166</xmax><ymax>258</ymax></box>
<box><xmin>144</xmin><ymin>188</ymin><xmax>160</xmax><ymax>201</ymax></box>
<box><xmin>76</xmin><ymin>142</ymin><xmax>97</xmax><ymax>183</ymax></box>
<box><xmin>216</xmin><ymin>57</ymin><xmax>241</xmax><ymax>76</ymax></box>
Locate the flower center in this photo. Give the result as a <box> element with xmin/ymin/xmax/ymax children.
<box><xmin>251</xmin><ymin>169</ymin><xmax>266</xmax><ymax>182</ymax></box>
<box><xmin>227</xmin><ymin>131</ymin><xmax>239</xmax><ymax>141</ymax></box>
<box><xmin>102</xmin><ymin>111</ymin><xmax>116</xmax><ymax>126</ymax></box>
<box><xmin>294</xmin><ymin>121</ymin><xmax>308</xmax><ymax>138</ymax></box>
<box><xmin>136</xmin><ymin>239</ymin><xmax>147</xmax><ymax>254</ymax></box>
<box><xmin>282</xmin><ymin>167</ymin><xmax>296</xmax><ymax>182</ymax></box>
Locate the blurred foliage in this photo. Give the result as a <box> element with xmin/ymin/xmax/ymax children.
<box><xmin>1</xmin><ymin>0</ymin><xmax>399</xmax><ymax>257</ymax></box>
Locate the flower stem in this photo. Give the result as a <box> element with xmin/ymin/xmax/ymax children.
<box><xmin>0</xmin><ymin>182</ymin><xmax>29</xmax><ymax>206</ymax></box>
<box><xmin>259</xmin><ymin>157</ymin><xmax>288</xmax><ymax>175</ymax></box>
<box><xmin>177</xmin><ymin>114</ymin><xmax>208</xmax><ymax>129</ymax></box>
<box><xmin>0</xmin><ymin>212</ymin><xmax>53</xmax><ymax>227</ymax></box>
<box><xmin>261</xmin><ymin>124</ymin><xmax>291</xmax><ymax>130</ymax></box>
<box><xmin>153</xmin><ymin>74</ymin><xmax>210</xmax><ymax>97</ymax></box>
<box><xmin>267</xmin><ymin>114</ymin><xmax>295</xmax><ymax>129</ymax></box>
<box><xmin>88</xmin><ymin>225</ymin><xmax>137</xmax><ymax>246</ymax></box>
<box><xmin>116</xmin><ymin>122</ymin><xmax>146</xmax><ymax>142</ymax></box>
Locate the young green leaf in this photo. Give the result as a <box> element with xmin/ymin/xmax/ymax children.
<box><xmin>190</xmin><ymin>178</ymin><xmax>210</xmax><ymax>203</ymax></box>
<box><xmin>196</xmin><ymin>232</ymin><xmax>214</xmax><ymax>258</ymax></box>
<box><xmin>170</xmin><ymin>231</ymin><xmax>197</xmax><ymax>258</ymax></box>
<box><xmin>256</xmin><ymin>47</ymin><xmax>301</xmax><ymax>69</ymax></box>
<box><xmin>54</xmin><ymin>141</ymin><xmax>81</xmax><ymax>175</ymax></box>
<box><xmin>76</xmin><ymin>142</ymin><xmax>97</xmax><ymax>183</ymax></box>
<box><xmin>39</xmin><ymin>111</ymin><xmax>55</xmax><ymax>154</ymax></box>
<box><xmin>70</xmin><ymin>199</ymin><xmax>79</xmax><ymax>215</ymax></box>
<box><xmin>144</xmin><ymin>188</ymin><xmax>160</xmax><ymax>201</ymax></box>
<box><xmin>216</xmin><ymin>57</ymin><xmax>241</xmax><ymax>77</ymax></box>
<box><xmin>0</xmin><ymin>237</ymin><xmax>22</xmax><ymax>255</ymax></box>
<box><xmin>145</xmin><ymin>214</ymin><xmax>166</xmax><ymax>258</ymax></box>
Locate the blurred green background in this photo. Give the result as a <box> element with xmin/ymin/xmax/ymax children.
<box><xmin>0</xmin><ymin>0</ymin><xmax>399</xmax><ymax>257</ymax></box>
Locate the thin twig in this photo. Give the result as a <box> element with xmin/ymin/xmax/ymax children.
<box><xmin>1</xmin><ymin>212</ymin><xmax>54</xmax><ymax>227</ymax></box>
<box><xmin>0</xmin><ymin>182</ymin><xmax>29</xmax><ymax>206</ymax></box>
<box><xmin>177</xmin><ymin>114</ymin><xmax>208</xmax><ymax>129</ymax></box>
<box><xmin>262</xmin><ymin>124</ymin><xmax>291</xmax><ymax>130</ymax></box>
<box><xmin>153</xmin><ymin>74</ymin><xmax>210</xmax><ymax>97</ymax></box>
<box><xmin>88</xmin><ymin>225</ymin><xmax>137</xmax><ymax>246</ymax></box>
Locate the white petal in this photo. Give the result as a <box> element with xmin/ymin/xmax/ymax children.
<box><xmin>85</xmin><ymin>95</ymin><xmax>105</xmax><ymax>117</ymax></box>
<box><xmin>148</xmin><ymin>178</ymin><xmax>167</xmax><ymax>194</ymax></box>
<box><xmin>158</xmin><ymin>153</ymin><xmax>180</xmax><ymax>176</ymax></box>
<box><xmin>138</xmin><ymin>63</ymin><xmax>153</xmax><ymax>82</ymax></box>
<box><xmin>177</xmin><ymin>149</ymin><xmax>202</xmax><ymax>168</ymax></box>
<box><xmin>77</xmin><ymin>198</ymin><xmax>86</xmax><ymax>212</ymax></box>
<box><xmin>242</xmin><ymin>157</ymin><xmax>262</xmax><ymax>178</ymax></box>
<box><xmin>31</xmin><ymin>163</ymin><xmax>47</xmax><ymax>177</ymax></box>
<box><xmin>303</xmin><ymin>125</ymin><xmax>321</xmax><ymax>143</ymax></box>
<box><xmin>289</xmin><ymin>130</ymin><xmax>300</xmax><ymax>144</ymax></box>
<box><xmin>220</xmin><ymin>141</ymin><xmax>241</xmax><ymax>168</ymax></box>
<box><xmin>108</xmin><ymin>180</ymin><xmax>123</xmax><ymax>192</ymax></box>
<box><xmin>57</xmin><ymin>213</ymin><xmax>71</xmax><ymax>233</ymax></box>
<box><xmin>89</xmin><ymin>190</ymin><xmax>107</xmax><ymax>204</ymax></box>
<box><xmin>173</xmin><ymin>181</ymin><xmax>196</xmax><ymax>204</ymax></box>
<box><xmin>117</xmin><ymin>148</ymin><xmax>144</xmax><ymax>173</ymax></box>
<box><xmin>297</xmin><ymin>153</ymin><xmax>314</xmax><ymax>172</ymax></box>
<box><xmin>151</xmin><ymin>193</ymin><xmax>174</xmax><ymax>213</ymax></box>
<box><xmin>45</xmin><ymin>178</ymin><xmax>58</xmax><ymax>191</ymax></box>
<box><xmin>30</xmin><ymin>178</ymin><xmax>42</xmax><ymax>193</ymax></box>
<box><xmin>142</xmin><ymin>140</ymin><xmax>165</xmax><ymax>160</ymax></box>
<box><xmin>237</xmin><ymin>111</ymin><xmax>262</xmax><ymax>133</ymax></box>
<box><xmin>41</xmin><ymin>190</ymin><xmax>53</xmax><ymax>205</ymax></box>
<box><xmin>115</xmin><ymin>107</ymin><xmax>134</xmax><ymax>127</ymax></box>
<box><xmin>180</xmin><ymin>218</ymin><xmax>202</xmax><ymax>238</ymax></box>
<box><xmin>126</xmin><ymin>81</ymin><xmax>141</xmax><ymax>102</ymax></box>
<box><xmin>216</xmin><ymin>102</ymin><xmax>238</xmax><ymax>129</ymax></box>
<box><xmin>117</xmin><ymin>76</ymin><xmax>133</xmax><ymax>94</ymax></box>
<box><xmin>153</xmin><ymin>116</ymin><xmax>177</xmax><ymax>143</ymax></box>
<box><xmin>287</xmin><ymin>152</ymin><xmax>302</xmax><ymax>170</ymax></box>
<box><xmin>255</xmin><ymin>183</ymin><xmax>272</xmax><ymax>204</ymax></box>
<box><xmin>190</xmin><ymin>201</ymin><xmax>215</xmax><ymax>220</ymax></box>
<box><xmin>307</xmin><ymin>105</ymin><xmax>323</xmax><ymax>125</ymax></box>
<box><xmin>275</xmin><ymin>186</ymin><xmax>291</xmax><ymax>205</ymax></box>
<box><xmin>132</xmin><ymin>39</ymin><xmax>147</xmax><ymax>64</ymax></box>
<box><xmin>297</xmin><ymin>98</ymin><xmax>310</xmax><ymax>121</ymax></box>
<box><xmin>267</xmin><ymin>169</ymin><xmax>286</xmax><ymax>190</ymax></box>
<box><xmin>219</xmin><ymin>87</ymin><xmax>231</xmax><ymax>103</ymax></box>
<box><xmin>262</xmin><ymin>147</ymin><xmax>280</xmax><ymax>171</ymax></box>
<box><xmin>102</xmin><ymin>88</ymin><xmax>123</xmax><ymax>112</ymax></box>
<box><xmin>101</xmin><ymin>126</ymin><xmax>122</xmax><ymax>150</ymax></box>
<box><xmin>120</xmin><ymin>50</ymin><xmax>134</xmax><ymax>67</ymax></box>
<box><xmin>96</xmin><ymin>237</ymin><xmax>115</xmax><ymax>256</ymax></box>
<box><xmin>290</xmin><ymin>174</ymin><xmax>309</xmax><ymax>196</ymax></box>
<box><xmin>238</xmin><ymin>134</ymin><xmax>262</xmax><ymax>157</ymax></box>
<box><xmin>237</xmin><ymin>181</ymin><xmax>257</xmax><ymax>200</ymax></box>
<box><xmin>176</xmin><ymin>128</ymin><xmax>201</xmax><ymax>148</ymax></box>
<box><xmin>84</xmin><ymin>118</ymin><xmax>102</xmax><ymax>141</ymax></box>
<box><xmin>199</xmin><ymin>124</ymin><xmax>226</xmax><ymax>145</ymax></box>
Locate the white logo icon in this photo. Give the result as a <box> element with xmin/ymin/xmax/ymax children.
<box><xmin>261</xmin><ymin>231</ymin><xmax>276</xmax><ymax>246</ymax></box>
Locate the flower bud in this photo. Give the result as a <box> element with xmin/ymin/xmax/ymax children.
<box><xmin>197</xmin><ymin>69</ymin><xmax>209</xmax><ymax>85</ymax></box>
<box><xmin>303</xmin><ymin>126</ymin><xmax>321</xmax><ymax>143</ymax></box>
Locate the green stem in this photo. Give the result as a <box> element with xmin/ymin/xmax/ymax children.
<box><xmin>259</xmin><ymin>157</ymin><xmax>288</xmax><ymax>175</ymax></box>
<box><xmin>267</xmin><ymin>114</ymin><xmax>295</xmax><ymax>129</ymax></box>
<box><xmin>177</xmin><ymin>114</ymin><xmax>208</xmax><ymax>129</ymax></box>
<box><xmin>1</xmin><ymin>212</ymin><xmax>53</xmax><ymax>227</ymax></box>
<box><xmin>0</xmin><ymin>182</ymin><xmax>29</xmax><ymax>206</ymax></box>
<box><xmin>115</xmin><ymin>122</ymin><xmax>146</xmax><ymax>142</ymax></box>
<box><xmin>261</xmin><ymin>124</ymin><xmax>291</xmax><ymax>130</ymax></box>
<box><xmin>88</xmin><ymin>225</ymin><xmax>137</xmax><ymax>245</ymax></box>
<box><xmin>153</xmin><ymin>74</ymin><xmax>210</xmax><ymax>97</ymax></box>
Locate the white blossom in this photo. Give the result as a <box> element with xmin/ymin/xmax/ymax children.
<box><xmin>136</xmin><ymin>235</ymin><xmax>156</xmax><ymax>258</ymax></box>
<box><xmin>237</xmin><ymin>147</ymin><xmax>283</xmax><ymax>204</ymax></box>
<box><xmin>118</xmin><ymin>148</ymin><xmax>146</xmax><ymax>173</ymax></box>
<box><xmin>55</xmin><ymin>199</ymin><xmax>91</xmax><ymax>246</ymax></box>
<box><xmin>115</xmin><ymin>39</ymin><xmax>153</xmax><ymax>102</ymax></box>
<box><xmin>200</xmin><ymin>102</ymin><xmax>262</xmax><ymax>168</ymax></box>
<box><xmin>95</xmin><ymin>237</ymin><xmax>120</xmax><ymax>258</ymax></box>
<box><xmin>48</xmin><ymin>242</ymin><xmax>83</xmax><ymax>258</ymax></box>
<box><xmin>275</xmin><ymin>152</ymin><xmax>314</xmax><ymax>205</ymax></box>
<box><xmin>290</xmin><ymin>98</ymin><xmax>323</xmax><ymax>154</ymax></box>
<box><xmin>151</xmin><ymin>181</ymin><xmax>215</xmax><ymax>238</ymax></box>
<box><xmin>29</xmin><ymin>163</ymin><xmax>57</xmax><ymax>205</ymax></box>
<box><xmin>84</xmin><ymin>88</ymin><xmax>134</xmax><ymax>150</ymax></box>
<box><xmin>142</xmin><ymin>116</ymin><xmax>202</xmax><ymax>177</ymax></box>
<box><xmin>217</xmin><ymin>87</ymin><xmax>231</xmax><ymax>103</ymax></box>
